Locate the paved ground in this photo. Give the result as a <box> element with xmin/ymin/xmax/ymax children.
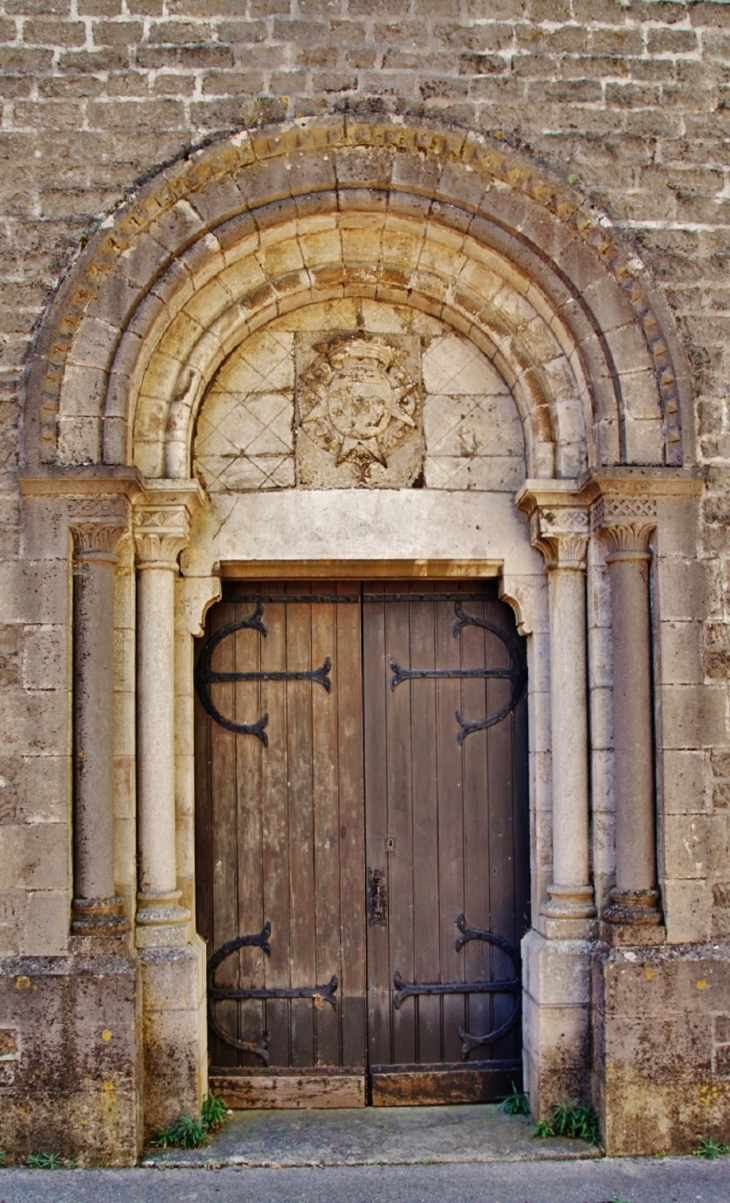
<box><xmin>3</xmin><ymin>1105</ymin><xmax>730</xmax><ymax>1202</ymax></box>
<box><xmin>2</xmin><ymin>1159</ymin><xmax>730</xmax><ymax>1203</ymax></box>
<box><xmin>141</xmin><ymin>1104</ymin><xmax>599</xmax><ymax>1167</ymax></box>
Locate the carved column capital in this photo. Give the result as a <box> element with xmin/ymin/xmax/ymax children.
<box><xmin>592</xmin><ymin>495</ymin><xmax>656</xmax><ymax>561</ymax></box>
<box><xmin>133</xmin><ymin>481</ymin><xmax>204</xmax><ymax>572</ymax></box>
<box><xmin>530</xmin><ymin>506</ymin><xmax>590</xmax><ymax>571</ymax></box>
<box><xmin>134</xmin><ymin>507</ymin><xmax>191</xmax><ymax>571</ymax></box>
<box><xmin>516</xmin><ymin>479</ymin><xmax>595</xmax><ymax>574</ymax></box>
<box><xmin>69</xmin><ymin>496</ymin><xmax>131</xmax><ymax>565</ymax></box>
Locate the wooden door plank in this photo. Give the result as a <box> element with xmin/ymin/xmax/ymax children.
<box><xmin>311</xmin><ymin>586</ymin><xmax>340</xmax><ymax>1067</ymax></box>
<box><xmin>363</xmin><ymin>585</ymin><xmax>391</xmax><ymax>1069</ymax></box>
<box><xmin>409</xmin><ymin>585</ymin><xmax>441</xmax><ymax>1065</ymax></box>
<box><xmin>260</xmin><ymin>587</ymin><xmax>291</xmax><ymax>1067</ymax></box>
<box><xmin>384</xmin><ymin>584</ymin><xmax>417</xmax><ymax>1068</ymax></box>
<box><xmin>234</xmin><ymin>599</ymin><xmax>266</xmax><ymax>1065</ymax></box>
<box><xmin>211</xmin><ymin>1070</ymin><xmax>367</xmax><ymax>1109</ymax></box>
<box><xmin>485</xmin><ymin>598</ymin><xmax>519</xmax><ymax>1062</ymax></box>
<box><xmin>460</xmin><ymin>589</ymin><xmax>493</xmax><ymax>1049</ymax></box>
<box><xmin>371</xmin><ymin>1065</ymin><xmax>519</xmax><ymax>1106</ymax></box>
<box><xmin>336</xmin><ymin>581</ymin><xmax>367</xmax><ymax>1070</ymax></box>
<box><xmin>286</xmin><ymin>584</ymin><xmax>316</xmax><ymax>1068</ymax></box>
<box><xmin>208</xmin><ymin>601</ymin><xmax>239</xmax><ymax>1067</ymax></box>
<box><xmin>434</xmin><ymin>590</ymin><xmax>466</xmax><ymax>1065</ymax></box>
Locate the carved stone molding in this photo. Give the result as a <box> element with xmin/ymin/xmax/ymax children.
<box><xmin>296</xmin><ymin>334</ymin><xmax>422</xmax><ymax>487</ymax></box>
<box><xmin>516</xmin><ymin>480</ymin><xmax>595</xmax><ymax>573</ymax></box>
<box><xmin>69</xmin><ymin>496</ymin><xmax>132</xmax><ymax>563</ymax></box>
<box><xmin>134</xmin><ymin>507</ymin><xmax>191</xmax><ymax>571</ymax></box>
<box><xmin>133</xmin><ymin>481</ymin><xmax>204</xmax><ymax>572</ymax></box>
<box><xmin>529</xmin><ymin>506</ymin><xmax>590</xmax><ymax>571</ymax></box>
<box><xmin>592</xmin><ymin>495</ymin><xmax>657</xmax><ymax>559</ymax></box>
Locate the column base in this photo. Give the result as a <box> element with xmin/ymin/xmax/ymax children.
<box><xmin>71</xmin><ymin>895</ymin><xmax>130</xmax><ymax>936</ymax></box>
<box><xmin>139</xmin><ymin>933</ymin><xmax>207</xmax><ymax>1136</ymax></box>
<box><xmin>540</xmin><ymin>882</ymin><xmax>596</xmax><ymax>920</ymax></box>
<box><xmin>522</xmin><ymin>929</ymin><xmax>595</xmax><ymax>1120</ymax></box>
<box><xmin>135</xmin><ymin>890</ymin><xmax>190</xmax><ymax>947</ymax></box>
<box><xmin>603</xmin><ymin>887</ymin><xmax>662</xmax><ymax>926</ymax></box>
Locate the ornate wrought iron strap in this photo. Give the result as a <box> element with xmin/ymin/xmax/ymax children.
<box><xmin>387</xmin><ymin>601</ymin><xmax>527</xmax><ymax>744</ymax></box>
<box><xmin>392</xmin><ymin>913</ymin><xmax>522</xmax><ymax>1062</ymax></box>
<box><xmin>207</xmin><ymin>921</ymin><xmax>339</xmax><ymax>1066</ymax></box>
<box><xmin>212</xmin><ymin>976</ymin><xmax>338</xmax><ymax>1008</ymax></box>
<box><xmin>454</xmin><ymin>912</ymin><xmax>522</xmax><ymax>1060</ymax></box>
<box><xmin>393</xmin><ymin>970</ymin><xmax>518</xmax><ymax>1008</ymax></box>
<box><xmin>195</xmin><ymin>603</ymin><xmax>332</xmax><ymax>744</ymax></box>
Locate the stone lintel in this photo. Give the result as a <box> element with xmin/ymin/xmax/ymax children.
<box><xmin>18</xmin><ymin>466</ymin><xmax>145</xmax><ymax>499</ymax></box>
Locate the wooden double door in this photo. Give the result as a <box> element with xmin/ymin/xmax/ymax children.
<box><xmin>195</xmin><ymin>581</ymin><xmax>529</xmax><ymax>1108</ymax></box>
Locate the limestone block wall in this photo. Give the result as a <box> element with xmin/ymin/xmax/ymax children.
<box><xmin>0</xmin><ymin>0</ymin><xmax>730</xmax><ymax>1161</ymax></box>
<box><xmin>1</xmin><ymin>0</ymin><xmax>728</xmax><ymax>966</ymax></box>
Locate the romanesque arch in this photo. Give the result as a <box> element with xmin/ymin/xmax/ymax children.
<box><xmin>20</xmin><ymin>117</ymin><xmax>700</xmax><ymax>1140</ymax></box>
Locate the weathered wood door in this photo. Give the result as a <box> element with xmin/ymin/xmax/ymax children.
<box><xmin>195</xmin><ymin>581</ymin><xmax>529</xmax><ymax>1108</ymax></box>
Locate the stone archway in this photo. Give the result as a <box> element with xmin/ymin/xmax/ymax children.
<box><xmin>21</xmin><ymin>117</ymin><xmax>697</xmax><ymax>1141</ymax></box>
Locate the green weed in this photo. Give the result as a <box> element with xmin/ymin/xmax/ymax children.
<box><xmin>201</xmin><ymin>1090</ymin><xmax>228</xmax><ymax>1132</ymax></box>
<box><xmin>26</xmin><ymin>1152</ymin><xmax>64</xmax><ymax>1169</ymax></box>
<box><xmin>502</xmin><ymin>1083</ymin><xmax>530</xmax><ymax>1116</ymax></box>
<box><xmin>531</xmin><ymin>1101</ymin><xmax>600</xmax><ymax>1145</ymax></box>
<box><xmin>693</xmin><ymin>1137</ymin><xmax>729</xmax><ymax>1161</ymax></box>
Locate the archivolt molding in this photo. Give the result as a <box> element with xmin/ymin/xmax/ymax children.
<box><xmin>25</xmin><ymin>116</ymin><xmax>691</xmax><ymax>478</ymax></box>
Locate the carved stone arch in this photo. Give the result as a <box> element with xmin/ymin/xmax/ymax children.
<box><xmin>24</xmin><ymin>117</ymin><xmax>693</xmax><ymax>479</ymax></box>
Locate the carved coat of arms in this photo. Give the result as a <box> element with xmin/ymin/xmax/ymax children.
<box><xmin>296</xmin><ymin>336</ymin><xmax>423</xmax><ymax>487</ymax></box>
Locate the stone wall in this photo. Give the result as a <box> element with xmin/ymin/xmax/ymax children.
<box><xmin>1</xmin><ymin>0</ymin><xmax>730</xmax><ymax>1163</ymax></box>
<box><xmin>3</xmin><ymin>0</ymin><xmax>730</xmax><ymax>966</ymax></box>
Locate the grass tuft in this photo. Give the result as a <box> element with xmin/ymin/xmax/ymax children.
<box><xmin>152</xmin><ymin>1092</ymin><xmax>230</xmax><ymax>1151</ymax></box>
<box><xmin>201</xmin><ymin>1090</ymin><xmax>228</xmax><ymax>1132</ymax></box>
<box><xmin>532</xmin><ymin>1101</ymin><xmax>600</xmax><ymax>1145</ymax></box>
<box><xmin>502</xmin><ymin>1083</ymin><xmax>530</xmax><ymax>1116</ymax></box>
<box><xmin>693</xmin><ymin>1137</ymin><xmax>729</xmax><ymax>1161</ymax></box>
<box><xmin>26</xmin><ymin>1152</ymin><xmax>64</xmax><ymax>1169</ymax></box>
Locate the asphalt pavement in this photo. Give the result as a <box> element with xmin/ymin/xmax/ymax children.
<box><xmin>1</xmin><ymin>1157</ymin><xmax>730</xmax><ymax>1202</ymax></box>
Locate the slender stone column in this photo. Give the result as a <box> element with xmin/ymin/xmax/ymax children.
<box><xmin>595</xmin><ymin>495</ymin><xmax>661</xmax><ymax>927</ymax></box>
<box><xmin>69</xmin><ymin>498</ymin><xmax>131</xmax><ymax>935</ymax></box>
<box><xmin>530</xmin><ymin>503</ymin><xmax>596</xmax><ymax>922</ymax></box>
<box><xmin>133</xmin><ymin>484</ymin><xmax>202</xmax><ymax>933</ymax></box>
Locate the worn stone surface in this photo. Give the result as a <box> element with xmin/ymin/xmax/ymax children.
<box><xmin>0</xmin><ymin>955</ymin><xmax>141</xmax><ymax>1166</ymax></box>
<box><xmin>594</xmin><ymin>942</ymin><xmax>730</xmax><ymax>1157</ymax></box>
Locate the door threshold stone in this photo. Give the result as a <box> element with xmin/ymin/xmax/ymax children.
<box><xmin>140</xmin><ymin>1104</ymin><xmax>601</xmax><ymax>1168</ymax></box>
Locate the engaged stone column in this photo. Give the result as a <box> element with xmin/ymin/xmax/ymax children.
<box><xmin>134</xmin><ymin>484</ymin><xmax>202</xmax><ymax>935</ymax></box>
<box><xmin>518</xmin><ymin>484</ymin><xmax>596</xmax><ymax>925</ymax></box>
<box><xmin>595</xmin><ymin>495</ymin><xmax>661</xmax><ymax>928</ymax></box>
<box><xmin>70</xmin><ymin>498</ymin><xmax>131</xmax><ymax>935</ymax></box>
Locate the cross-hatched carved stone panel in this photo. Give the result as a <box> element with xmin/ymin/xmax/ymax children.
<box><xmin>193</xmin><ymin>303</ymin><xmax>524</xmax><ymax>494</ymax></box>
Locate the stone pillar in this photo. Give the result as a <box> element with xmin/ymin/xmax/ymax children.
<box><xmin>529</xmin><ymin>501</ymin><xmax>595</xmax><ymax>924</ymax></box>
<box><xmin>516</xmin><ymin>482</ymin><xmax>596</xmax><ymax>1118</ymax></box>
<box><xmin>594</xmin><ymin>495</ymin><xmax>661</xmax><ymax>929</ymax></box>
<box><xmin>133</xmin><ymin>481</ymin><xmax>206</xmax><ymax>1133</ymax></box>
<box><xmin>134</xmin><ymin>511</ymin><xmax>190</xmax><ymax>933</ymax></box>
<box><xmin>69</xmin><ymin>498</ymin><xmax>131</xmax><ymax>936</ymax></box>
